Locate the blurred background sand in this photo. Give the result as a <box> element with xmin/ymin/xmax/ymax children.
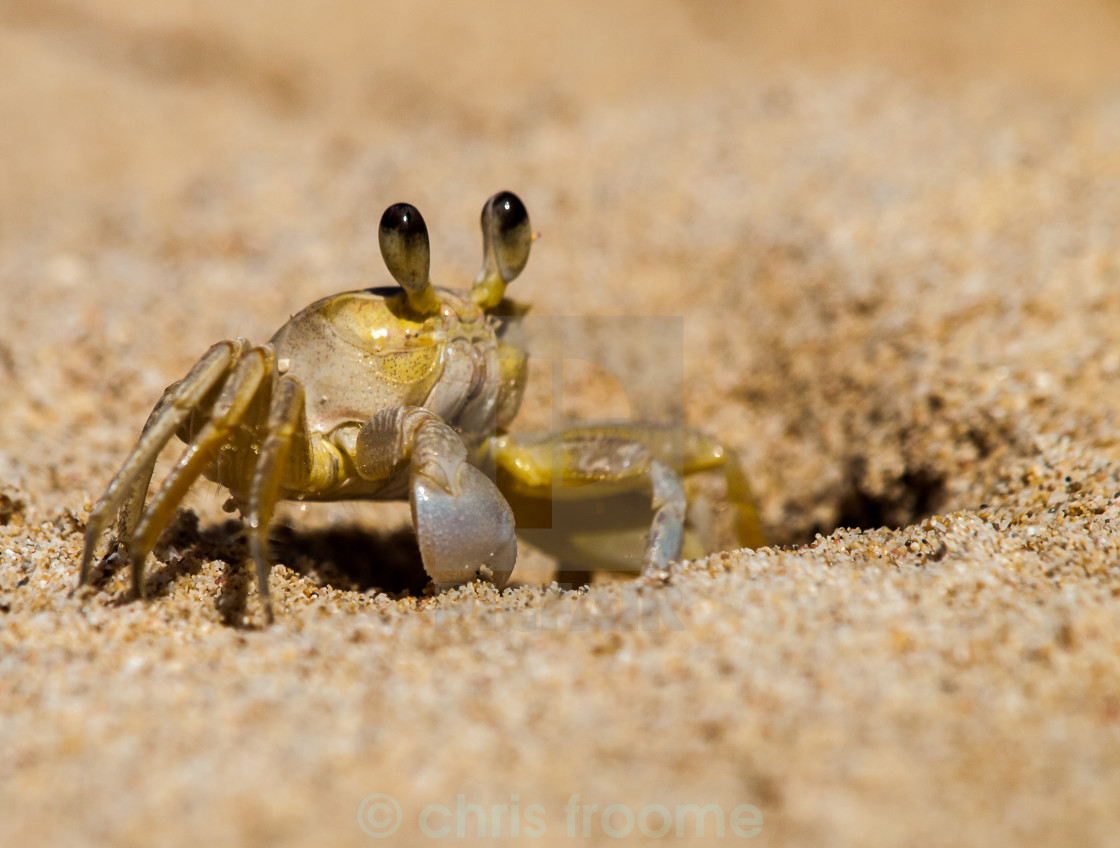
<box><xmin>3</xmin><ymin>2</ymin><xmax>1120</xmax><ymax>846</ymax></box>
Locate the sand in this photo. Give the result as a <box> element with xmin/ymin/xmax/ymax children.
<box><xmin>3</xmin><ymin>2</ymin><xmax>1120</xmax><ymax>846</ymax></box>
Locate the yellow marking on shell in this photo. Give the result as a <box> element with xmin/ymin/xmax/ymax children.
<box><xmin>313</xmin><ymin>291</ymin><xmax>444</xmax><ymax>387</ymax></box>
<box><xmin>371</xmin><ymin>343</ymin><xmax>440</xmax><ymax>386</ymax></box>
<box><xmin>321</xmin><ymin>292</ymin><xmax>427</xmax><ymax>349</ymax></box>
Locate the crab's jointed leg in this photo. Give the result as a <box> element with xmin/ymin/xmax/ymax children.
<box><xmin>718</xmin><ymin>445</ymin><xmax>768</xmax><ymax>551</ymax></box>
<box><xmin>79</xmin><ymin>339</ymin><xmax>250</xmax><ymax>592</ymax></box>
<box><xmin>490</xmin><ymin>424</ymin><xmax>766</xmax><ymax>576</ymax></box>
<box><xmin>115</xmin><ymin>391</ymin><xmax>175</xmax><ymax>547</ymax></box>
<box><xmin>645</xmin><ymin>460</ymin><xmax>687</xmax><ymax>572</ymax></box>
<box><xmin>126</xmin><ymin>345</ymin><xmax>276</xmax><ymax>599</ymax></box>
<box><xmin>245</xmin><ymin>375</ymin><xmax>309</xmax><ymax>623</ymax></box>
<box><xmin>354</xmin><ymin>406</ymin><xmax>517</xmax><ymax>588</ymax></box>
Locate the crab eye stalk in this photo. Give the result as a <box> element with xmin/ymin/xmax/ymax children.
<box><xmin>379</xmin><ymin>202</ymin><xmax>439</xmax><ymax>314</ymax></box>
<box><xmin>472</xmin><ymin>191</ymin><xmax>532</xmax><ymax>310</ymax></box>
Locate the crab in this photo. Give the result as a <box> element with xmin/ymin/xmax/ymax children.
<box><xmin>79</xmin><ymin>191</ymin><xmax>765</xmax><ymax>622</ymax></box>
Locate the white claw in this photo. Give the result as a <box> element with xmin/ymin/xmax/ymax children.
<box><xmin>411</xmin><ymin>461</ymin><xmax>517</xmax><ymax>588</ymax></box>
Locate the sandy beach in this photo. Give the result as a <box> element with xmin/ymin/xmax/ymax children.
<box><xmin>3</xmin><ymin>2</ymin><xmax>1120</xmax><ymax>845</ymax></box>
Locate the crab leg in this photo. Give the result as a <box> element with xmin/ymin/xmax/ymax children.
<box><xmin>127</xmin><ymin>346</ymin><xmax>274</xmax><ymax>599</ymax></box>
<box><xmin>490</xmin><ymin>424</ymin><xmax>766</xmax><ymax>575</ymax></box>
<box><xmin>114</xmin><ymin>387</ymin><xmax>192</xmax><ymax>550</ymax></box>
<box><xmin>490</xmin><ymin>430</ymin><xmax>686</xmax><ymax>574</ymax></box>
<box><xmin>718</xmin><ymin>445</ymin><xmax>767</xmax><ymax>551</ymax></box>
<box><xmin>645</xmin><ymin>460</ymin><xmax>687</xmax><ymax>572</ymax></box>
<box><xmin>244</xmin><ymin>376</ymin><xmax>307</xmax><ymax>623</ymax></box>
<box><xmin>353</xmin><ymin>406</ymin><xmax>517</xmax><ymax>588</ymax></box>
<box><xmin>601</xmin><ymin>425</ymin><xmax>766</xmax><ymax>550</ymax></box>
<box><xmin>79</xmin><ymin>339</ymin><xmax>249</xmax><ymax>589</ymax></box>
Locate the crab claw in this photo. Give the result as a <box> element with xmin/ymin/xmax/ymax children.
<box><xmin>410</xmin><ymin>427</ymin><xmax>516</xmax><ymax>588</ymax></box>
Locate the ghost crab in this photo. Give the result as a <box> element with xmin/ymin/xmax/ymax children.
<box><xmin>80</xmin><ymin>191</ymin><xmax>764</xmax><ymax>622</ymax></box>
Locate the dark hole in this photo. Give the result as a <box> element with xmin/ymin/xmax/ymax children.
<box><xmin>779</xmin><ymin>455</ymin><xmax>950</xmax><ymax>546</ymax></box>
<box><xmin>823</xmin><ymin>463</ymin><xmax>947</xmax><ymax>537</ymax></box>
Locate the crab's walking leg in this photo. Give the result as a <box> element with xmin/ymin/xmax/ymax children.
<box><xmin>645</xmin><ymin>460</ymin><xmax>687</xmax><ymax>573</ymax></box>
<box><xmin>583</xmin><ymin>425</ymin><xmax>766</xmax><ymax>551</ymax></box>
<box><xmin>79</xmin><ymin>339</ymin><xmax>249</xmax><ymax>589</ymax></box>
<box><xmin>354</xmin><ymin>407</ymin><xmax>517</xmax><ymax>588</ymax></box>
<box><xmin>127</xmin><ymin>346</ymin><xmax>275</xmax><ymax>599</ymax></box>
<box><xmin>114</xmin><ymin>390</ymin><xmax>182</xmax><ymax>551</ymax></box>
<box><xmin>245</xmin><ymin>376</ymin><xmax>308</xmax><ymax>624</ymax></box>
<box><xmin>490</xmin><ymin>430</ymin><xmax>686</xmax><ymax>574</ymax></box>
<box><xmin>490</xmin><ymin>424</ymin><xmax>766</xmax><ymax>575</ymax></box>
<box><xmin>719</xmin><ymin>446</ymin><xmax>767</xmax><ymax>550</ymax></box>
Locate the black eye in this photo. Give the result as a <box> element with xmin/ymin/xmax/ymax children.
<box><xmin>481</xmin><ymin>191</ymin><xmax>532</xmax><ymax>283</ymax></box>
<box><xmin>490</xmin><ymin>191</ymin><xmax>528</xmax><ymax>234</ymax></box>
<box><xmin>379</xmin><ymin>202</ymin><xmax>430</xmax><ymax>293</ymax></box>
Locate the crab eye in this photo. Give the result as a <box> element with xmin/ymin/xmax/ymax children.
<box><xmin>482</xmin><ymin>191</ymin><xmax>532</xmax><ymax>284</ymax></box>
<box><xmin>379</xmin><ymin>202</ymin><xmax>431</xmax><ymax>294</ymax></box>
